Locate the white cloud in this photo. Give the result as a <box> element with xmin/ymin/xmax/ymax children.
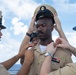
<box><xmin>0</xmin><ymin>30</ymin><xmax>21</xmax><ymax>63</ymax></box>
<box><xmin>11</xmin><ymin>17</ymin><xmax>28</xmax><ymax>35</ymax></box>
<box><xmin>53</xmin><ymin>0</ymin><xmax>76</xmax><ymax>13</ymax></box>
<box><xmin>1</xmin><ymin>0</ymin><xmax>40</xmax><ymax>19</ymax></box>
<box><xmin>66</xmin><ymin>32</ymin><xmax>76</xmax><ymax>47</ymax></box>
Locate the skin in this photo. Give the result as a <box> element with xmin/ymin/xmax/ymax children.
<box><xmin>17</xmin><ymin>46</ymin><xmax>34</xmax><ymax>75</ymax></box>
<box><xmin>35</xmin><ymin>18</ymin><xmax>54</xmax><ymax>45</ymax></box>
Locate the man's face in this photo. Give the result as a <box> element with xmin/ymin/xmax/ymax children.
<box><xmin>35</xmin><ymin>18</ymin><xmax>54</xmax><ymax>40</ymax></box>
<box><xmin>0</xmin><ymin>27</ymin><xmax>2</xmax><ymax>39</ymax></box>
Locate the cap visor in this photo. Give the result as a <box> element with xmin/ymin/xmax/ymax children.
<box><xmin>0</xmin><ymin>25</ymin><xmax>6</xmax><ymax>29</ymax></box>
<box><xmin>73</xmin><ymin>26</ymin><xmax>76</xmax><ymax>31</ymax></box>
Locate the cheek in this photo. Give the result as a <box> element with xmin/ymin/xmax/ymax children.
<box><xmin>43</xmin><ymin>27</ymin><xmax>47</xmax><ymax>32</ymax></box>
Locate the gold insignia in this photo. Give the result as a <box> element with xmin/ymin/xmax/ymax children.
<box><xmin>41</xmin><ymin>6</ymin><xmax>45</xmax><ymax>10</ymax></box>
<box><xmin>40</xmin><ymin>6</ymin><xmax>46</xmax><ymax>11</ymax></box>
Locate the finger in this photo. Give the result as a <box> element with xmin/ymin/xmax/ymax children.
<box><xmin>55</xmin><ymin>38</ymin><xmax>62</xmax><ymax>45</ymax></box>
<box><xmin>57</xmin><ymin>44</ymin><xmax>63</xmax><ymax>48</ymax></box>
<box><xmin>28</xmin><ymin>47</ymin><xmax>35</xmax><ymax>51</ymax></box>
<box><xmin>23</xmin><ymin>43</ymin><xmax>35</xmax><ymax>50</ymax></box>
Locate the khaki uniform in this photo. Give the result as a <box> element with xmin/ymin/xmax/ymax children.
<box><xmin>0</xmin><ymin>64</ymin><xmax>10</xmax><ymax>75</ymax></box>
<box><xmin>48</xmin><ymin>63</ymin><xmax>76</xmax><ymax>75</ymax></box>
<box><xmin>28</xmin><ymin>44</ymin><xmax>72</xmax><ymax>75</ymax></box>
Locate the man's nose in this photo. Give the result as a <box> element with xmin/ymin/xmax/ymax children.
<box><xmin>38</xmin><ymin>25</ymin><xmax>43</xmax><ymax>31</ymax></box>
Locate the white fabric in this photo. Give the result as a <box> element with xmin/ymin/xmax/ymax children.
<box><xmin>0</xmin><ymin>64</ymin><xmax>10</xmax><ymax>75</ymax></box>
<box><xmin>40</xmin><ymin>45</ymin><xmax>46</xmax><ymax>52</ymax></box>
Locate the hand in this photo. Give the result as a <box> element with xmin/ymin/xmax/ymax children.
<box><xmin>54</xmin><ymin>13</ymin><xmax>62</xmax><ymax>32</ymax></box>
<box><xmin>28</xmin><ymin>15</ymin><xmax>36</xmax><ymax>33</ymax></box>
<box><xmin>24</xmin><ymin>47</ymin><xmax>34</xmax><ymax>64</ymax></box>
<box><xmin>55</xmin><ymin>37</ymin><xmax>70</xmax><ymax>49</ymax></box>
<box><xmin>46</xmin><ymin>42</ymin><xmax>57</xmax><ymax>55</ymax></box>
<box><xmin>18</xmin><ymin>43</ymin><xmax>35</xmax><ymax>58</ymax></box>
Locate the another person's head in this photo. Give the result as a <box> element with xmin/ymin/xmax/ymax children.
<box><xmin>73</xmin><ymin>26</ymin><xmax>76</xmax><ymax>31</ymax></box>
<box><xmin>35</xmin><ymin>5</ymin><xmax>57</xmax><ymax>41</ymax></box>
<box><xmin>30</xmin><ymin>32</ymin><xmax>39</xmax><ymax>45</ymax></box>
<box><xmin>0</xmin><ymin>12</ymin><xmax>6</xmax><ymax>39</ymax></box>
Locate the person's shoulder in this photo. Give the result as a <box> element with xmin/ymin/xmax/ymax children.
<box><xmin>56</xmin><ymin>47</ymin><xmax>72</xmax><ymax>56</ymax></box>
<box><xmin>0</xmin><ymin>64</ymin><xmax>4</xmax><ymax>68</ymax></box>
<box><xmin>67</xmin><ymin>63</ymin><xmax>76</xmax><ymax>68</ymax></box>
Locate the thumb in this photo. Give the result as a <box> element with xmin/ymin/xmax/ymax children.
<box><xmin>57</xmin><ymin>44</ymin><xmax>63</xmax><ymax>48</ymax></box>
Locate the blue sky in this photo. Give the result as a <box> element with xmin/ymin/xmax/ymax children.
<box><xmin>0</xmin><ymin>0</ymin><xmax>76</xmax><ymax>64</ymax></box>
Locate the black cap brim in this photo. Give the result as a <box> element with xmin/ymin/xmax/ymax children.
<box><xmin>0</xmin><ymin>25</ymin><xmax>6</xmax><ymax>29</ymax></box>
<box><xmin>73</xmin><ymin>26</ymin><xmax>76</xmax><ymax>31</ymax></box>
<box><xmin>35</xmin><ymin>6</ymin><xmax>55</xmax><ymax>24</ymax></box>
<box><xmin>36</xmin><ymin>9</ymin><xmax>53</xmax><ymax>21</ymax></box>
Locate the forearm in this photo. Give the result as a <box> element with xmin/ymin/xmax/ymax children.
<box><xmin>40</xmin><ymin>56</ymin><xmax>52</xmax><ymax>75</ymax></box>
<box><xmin>58</xmin><ymin>29</ymin><xmax>68</xmax><ymax>42</ymax></box>
<box><xmin>19</xmin><ymin>35</ymin><xmax>30</xmax><ymax>51</ymax></box>
<box><xmin>19</xmin><ymin>30</ymin><xmax>32</xmax><ymax>52</ymax></box>
<box><xmin>1</xmin><ymin>54</ymin><xmax>19</xmax><ymax>70</ymax></box>
<box><xmin>17</xmin><ymin>60</ymin><xmax>31</xmax><ymax>75</ymax></box>
<box><xmin>68</xmin><ymin>45</ymin><xmax>76</xmax><ymax>56</ymax></box>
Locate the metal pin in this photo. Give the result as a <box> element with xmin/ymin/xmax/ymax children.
<box><xmin>54</xmin><ymin>23</ymin><xmax>57</xmax><ymax>26</ymax></box>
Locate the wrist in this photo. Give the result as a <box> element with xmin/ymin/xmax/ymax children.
<box><xmin>26</xmin><ymin>32</ymin><xmax>31</xmax><ymax>37</ymax></box>
<box><xmin>47</xmin><ymin>50</ymin><xmax>55</xmax><ymax>55</ymax></box>
<box><xmin>25</xmin><ymin>59</ymin><xmax>32</xmax><ymax>65</ymax></box>
<box><xmin>15</xmin><ymin>54</ymin><xmax>20</xmax><ymax>59</ymax></box>
<box><xmin>69</xmin><ymin>45</ymin><xmax>75</xmax><ymax>52</ymax></box>
<box><xmin>27</xmin><ymin>29</ymin><xmax>33</xmax><ymax>34</ymax></box>
<box><xmin>45</xmin><ymin>52</ymin><xmax>54</xmax><ymax>57</ymax></box>
<box><xmin>57</xmin><ymin>29</ymin><xmax>63</xmax><ymax>33</ymax></box>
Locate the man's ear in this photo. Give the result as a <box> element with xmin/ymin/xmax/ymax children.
<box><xmin>51</xmin><ymin>25</ymin><xmax>54</xmax><ymax>31</ymax></box>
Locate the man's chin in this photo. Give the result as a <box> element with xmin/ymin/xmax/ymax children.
<box><xmin>39</xmin><ymin>37</ymin><xmax>46</xmax><ymax>41</ymax></box>
<box><xmin>38</xmin><ymin>35</ymin><xmax>43</xmax><ymax>38</ymax></box>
